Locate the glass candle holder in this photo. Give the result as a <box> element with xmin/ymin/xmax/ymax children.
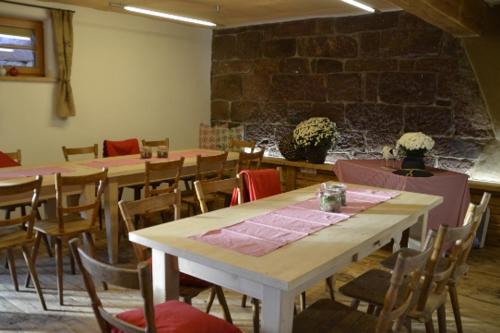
<box><xmin>320</xmin><ymin>183</ymin><xmax>347</xmax><ymax>206</ymax></box>
<box><xmin>319</xmin><ymin>185</ymin><xmax>342</xmax><ymax>213</ymax></box>
<box><xmin>157</xmin><ymin>145</ymin><xmax>169</xmax><ymax>158</ymax></box>
<box><xmin>140</xmin><ymin>146</ymin><xmax>152</xmax><ymax>159</ymax></box>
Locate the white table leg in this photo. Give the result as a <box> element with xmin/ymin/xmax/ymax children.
<box><xmin>392</xmin><ymin>232</ymin><xmax>402</xmax><ymax>253</ymax></box>
<box><xmin>104</xmin><ymin>181</ymin><xmax>119</xmax><ymax>264</ymax></box>
<box><xmin>419</xmin><ymin>212</ymin><xmax>429</xmax><ymax>250</ymax></box>
<box><xmin>151</xmin><ymin>249</ymin><xmax>179</xmax><ymax>304</ymax></box>
<box><xmin>261</xmin><ymin>286</ymin><xmax>295</xmax><ymax>333</ymax></box>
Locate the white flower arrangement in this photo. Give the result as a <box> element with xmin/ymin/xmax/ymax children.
<box><xmin>293</xmin><ymin>117</ymin><xmax>338</xmax><ymax>148</ymax></box>
<box><xmin>382</xmin><ymin>145</ymin><xmax>395</xmax><ymax>160</ymax></box>
<box><xmin>396</xmin><ymin>132</ymin><xmax>435</xmax><ymax>157</ymax></box>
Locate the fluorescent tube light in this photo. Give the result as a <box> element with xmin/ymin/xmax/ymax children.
<box><xmin>341</xmin><ymin>0</ymin><xmax>375</xmax><ymax>13</ymax></box>
<box><xmin>0</xmin><ymin>47</ymin><xmax>14</xmax><ymax>52</ymax></box>
<box><xmin>123</xmin><ymin>6</ymin><xmax>217</xmax><ymax>27</ymax></box>
<box><xmin>0</xmin><ymin>33</ymin><xmax>31</xmax><ymax>41</ymax></box>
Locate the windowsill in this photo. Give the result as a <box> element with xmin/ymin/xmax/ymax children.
<box><xmin>0</xmin><ymin>76</ymin><xmax>57</xmax><ymax>83</ymax></box>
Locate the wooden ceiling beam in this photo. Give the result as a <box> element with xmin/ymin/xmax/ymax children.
<box><xmin>386</xmin><ymin>0</ymin><xmax>488</xmax><ymax>37</ymax></box>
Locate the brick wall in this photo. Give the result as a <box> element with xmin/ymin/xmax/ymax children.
<box><xmin>210</xmin><ymin>11</ymin><xmax>496</xmax><ymax>172</ymax></box>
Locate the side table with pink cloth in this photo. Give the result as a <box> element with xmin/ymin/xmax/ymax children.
<box><xmin>335</xmin><ymin>160</ymin><xmax>470</xmax><ymax>236</ymax></box>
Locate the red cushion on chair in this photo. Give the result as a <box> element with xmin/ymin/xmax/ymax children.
<box><xmin>103</xmin><ymin>138</ymin><xmax>140</xmax><ymax>157</ymax></box>
<box><xmin>0</xmin><ymin>151</ymin><xmax>20</xmax><ymax>168</ymax></box>
<box><xmin>112</xmin><ymin>300</ymin><xmax>241</xmax><ymax>333</ymax></box>
<box><xmin>145</xmin><ymin>258</ymin><xmax>212</xmax><ymax>288</ymax></box>
<box><xmin>231</xmin><ymin>169</ymin><xmax>282</xmax><ymax>205</ymax></box>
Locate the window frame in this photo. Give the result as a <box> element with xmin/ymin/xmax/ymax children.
<box><xmin>0</xmin><ymin>16</ymin><xmax>45</xmax><ymax>77</ymax></box>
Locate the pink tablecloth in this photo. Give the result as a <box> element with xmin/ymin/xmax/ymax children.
<box><xmin>190</xmin><ymin>188</ymin><xmax>400</xmax><ymax>256</ymax></box>
<box><xmin>334</xmin><ymin>160</ymin><xmax>470</xmax><ymax>230</ymax></box>
<box><xmin>0</xmin><ymin>166</ymin><xmax>73</xmax><ymax>180</ymax></box>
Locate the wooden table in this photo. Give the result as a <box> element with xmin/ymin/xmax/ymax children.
<box><xmin>0</xmin><ymin>149</ymin><xmax>238</xmax><ymax>264</ymax></box>
<box><xmin>129</xmin><ymin>183</ymin><xmax>442</xmax><ymax>333</ymax></box>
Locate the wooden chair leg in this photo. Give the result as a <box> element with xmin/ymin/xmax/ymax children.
<box><xmin>437</xmin><ymin>305</ymin><xmax>447</xmax><ymax>333</ymax></box>
<box><xmin>21</xmin><ymin>245</ymin><xmax>47</xmax><ymax>310</ymax></box>
<box><xmin>215</xmin><ymin>286</ymin><xmax>233</xmax><ymax>324</ymax></box>
<box><xmin>351</xmin><ymin>299</ymin><xmax>360</xmax><ymax>309</ymax></box>
<box><xmin>69</xmin><ymin>251</ymin><xmax>76</xmax><ymax>275</ymax></box>
<box><xmin>25</xmin><ymin>232</ymin><xmax>42</xmax><ymax>288</ymax></box>
<box><xmin>241</xmin><ymin>294</ymin><xmax>248</xmax><ymax>308</ymax></box>
<box><xmin>6</xmin><ymin>248</ymin><xmax>19</xmax><ymax>291</ymax></box>
<box><xmin>300</xmin><ymin>291</ymin><xmax>306</xmax><ymax>311</ymax></box>
<box><xmin>251</xmin><ymin>297</ymin><xmax>260</xmax><ymax>333</ymax></box>
<box><xmin>425</xmin><ymin>318</ymin><xmax>436</xmax><ymax>333</ymax></box>
<box><xmin>206</xmin><ymin>287</ymin><xmax>216</xmax><ymax>313</ymax></box>
<box><xmin>55</xmin><ymin>238</ymin><xmax>64</xmax><ymax>305</ymax></box>
<box><xmin>325</xmin><ymin>275</ymin><xmax>335</xmax><ymax>300</ymax></box>
<box><xmin>449</xmin><ymin>283</ymin><xmax>463</xmax><ymax>333</ymax></box>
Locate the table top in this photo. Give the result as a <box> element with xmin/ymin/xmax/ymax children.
<box><xmin>130</xmin><ymin>182</ymin><xmax>442</xmax><ymax>291</ymax></box>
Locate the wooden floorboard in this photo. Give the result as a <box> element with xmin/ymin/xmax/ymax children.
<box><xmin>1</xmin><ymin>231</ymin><xmax>499</xmax><ymax>333</ymax></box>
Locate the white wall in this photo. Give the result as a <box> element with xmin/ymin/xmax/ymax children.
<box><xmin>0</xmin><ymin>1</ymin><xmax>212</xmax><ymax>165</ymax></box>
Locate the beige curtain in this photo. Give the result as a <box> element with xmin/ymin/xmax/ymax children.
<box><xmin>51</xmin><ymin>9</ymin><xmax>76</xmax><ymax>118</ymax></box>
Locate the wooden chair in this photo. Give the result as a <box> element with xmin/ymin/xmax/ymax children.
<box><xmin>29</xmin><ymin>169</ymin><xmax>108</xmax><ymax>305</ymax></box>
<box><xmin>144</xmin><ymin>158</ymin><xmax>183</xmax><ymax>198</ymax></box>
<box><xmin>293</xmin><ymin>243</ymin><xmax>433</xmax><ymax>333</ymax></box>
<box><xmin>237</xmin><ymin>150</ymin><xmax>264</xmax><ymax>173</ymax></box>
<box><xmin>69</xmin><ymin>238</ymin><xmax>240</xmax><ymax>333</ymax></box>
<box><xmin>339</xmin><ymin>213</ymin><xmax>475</xmax><ymax>333</ymax></box>
<box><xmin>229</xmin><ymin>139</ymin><xmax>256</xmax><ymax>152</ymax></box>
<box><xmin>62</xmin><ymin>144</ymin><xmax>98</xmax><ymax>161</ymax></box>
<box><xmin>118</xmin><ymin>191</ymin><xmax>233</xmax><ymax>322</ymax></box>
<box><xmin>141</xmin><ymin>138</ymin><xmax>169</xmax><ymax>150</ymax></box>
<box><xmin>182</xmin><ymin>152</ymin><xmax>228</xmax><ymax>216</ymax></box>
<box><xmin>0</xmin><ymin>176</ymin><xmax>46</xmax><ymax>310</ymax></box>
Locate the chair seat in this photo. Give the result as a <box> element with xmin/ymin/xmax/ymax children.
<box><xmin>293</xmin><ymin>299</ymin><xmax>385</xmax><ymax>333</ymax></box>
<box><xmin>113</xmin><ymin>300</ymin><xmax>241</xmax><ymax>333</ymax></box>
<box><xmin>34</xmin><ymin>214</ymin><xmax>97</xmax><ymax>237</ymax></box>
<box><xmin>380</xmin><ymin>248</ymin><xmax>421</xmax><ymax>269</ymax></box>
<box><xmin>0</xmin><ymin>229</ymin><xmax>33</xmax><ymax>250</ymax></box>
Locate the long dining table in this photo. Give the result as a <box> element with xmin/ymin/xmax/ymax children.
<box><xmin>129</xmin><ymin>182</ymin><xmax>442</xmax><ymax>333</ymax></box>
<box><xmin>0</xmin><ymin>149</ymin><xmax>238</xmax><ymax>264</ymax></box>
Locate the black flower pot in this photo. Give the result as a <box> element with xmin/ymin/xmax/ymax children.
<box><xmin>401</xmin><ymin>156</ymin><xmax>426</xmax><ymax>170</ymax></box>
<box><xmin>304</xmin><ymin>141</ymin><xmax>332</xmax><ymax>164</ymax></box>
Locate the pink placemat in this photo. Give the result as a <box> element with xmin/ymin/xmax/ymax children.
<box><xmin>190</xmin><ymin>188</ymin><xmax>399</xmax><ymax>256</ymax></box>
<box><xmin>80</xmin><ymin>150</ymin><xmax>221</xmax><ymax>169</ymax></box>
<box><xmin>0</xmin><ymin>166</ymin><xmax>73</xmax><ymax>180</ymax></box>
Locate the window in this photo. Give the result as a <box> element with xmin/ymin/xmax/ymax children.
<box><xmin>0</xmin><ymin>17</ymin><xmax>45</xmax><ymax>76</ymax></box>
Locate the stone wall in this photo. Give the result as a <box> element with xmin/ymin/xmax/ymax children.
<box><xmin>210</xmin><ymin>11</ymin><xmax>496</xmax><ymax>173</ymax></box>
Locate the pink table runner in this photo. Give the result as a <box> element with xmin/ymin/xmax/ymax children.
<box><xmin>190</xmin><ymin>188</ymin><xmax>399</xmax><ymax>256</ymax></box>
<box><xmin>334</xmin><ymin>160</ymin><xmax>470</xmax><ymax>230</ymax></box>
<box><xmin>0</xmin><ymin>166</ymin><xmax>73</xmax><ymax>180</ymax></box>
<box><xmin>80</xmin><ymin>150</ymin><xmax>221</xmax><ymax>169</ymax></box>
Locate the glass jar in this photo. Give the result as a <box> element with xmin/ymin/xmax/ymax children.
<box><xmin>140</xmin><ymin>146</ymin><xmax>152</xmax><ymax>159</ymax></box>
<box><xmin>320</xmin><ymin>183</ymin><xmax>347</xmax><ymax>206</ymax></box>
<box><xmin>157</xmin><ymin>145</ymin><xmax>168</xmax><ymax>158</ymax></box>
<box><xmin>319</xmin><ymin>187</ymin><xmax>342</xmax><ymax>213</ymax></box>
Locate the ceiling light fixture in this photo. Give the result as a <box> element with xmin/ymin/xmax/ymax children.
<box><xmin>0</xmin><ymin>47</ymin><xmax>14</xmax><ymax>52</ymax></box>
<box><xmin>123</xmin><ymin>6</ymin><xmax>217</xmax><ymax>27</ymax></box>
<box><xmin>0</xmin><ymin>33</ymin><xmax>31</xmax><ymax>41</ymax></box>
<box><xmin>341</xmin><ymin>0</ymin><xmax>375</xmax><ymax>13</ymax></box>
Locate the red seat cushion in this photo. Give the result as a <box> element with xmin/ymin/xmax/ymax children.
<box><xmin>0</xmin><ymin>151</ymin><xmax>20</xmax><ymax>168</ymax></box>
<box><xmin>231</xmin><ymin>168</ymin><xmax>282</xmax><ymax>205</ymax></box>
<box><xmin>103</xmin><ymin>138</ymin><xmax>140</xmax><ymax>157</ymax></box>
<box><xmin>112</xmin><ymin>300</ymin><xmax>241</xmax><ymax>333</ymax></box>
<box><xmin>145</xmin><ymin>258</ymin><xmax>212</xmax><ymax>288</ymax></box>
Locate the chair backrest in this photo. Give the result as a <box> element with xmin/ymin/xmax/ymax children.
<box><xmin>229</xmin><ymin>139</ymin><xmax>255</xmax><ymax>152</ymax></box>
<box><xmin>0</xmin><ymin>176</ymin><xmax>42</xmax><ymax>245</ymax></box>
<box><xmin>103</xmin><ymin>138</ymin><xmax>140</xmax><ymax>157</ymax></box>
<box><xmin>141</xmin><ymin>138</ymin><xmax>169</xmax><ymax>149</ymax></box>
<box><xmin>119</xmin><ymin>191</ymin><xmax>181</xmax><ymax>262</ymax></box>
<box><xmin>69</xmin><ymin>238</ymin><xmax>156</xmax><ymax>333</ymax></box>
<box><xmin>237</xmin><ymin>150</ymin><xmax>264</xmax><ymax>173</ymax></box>
<box><xmin>194</xmin><ymin>177</ymin><xmax>243</xmax><ymax>214</ymax></box>
<box><xmin>5</xmin><ymin>149</ymin><xmax>22</xmax><ymax>164</ymax></box>
<box><xmin>144</xmin><ymin>158</ymin><xmax>184</xmax><ymax>197</ymax></box>
<box><xmin>414</xmin><ymin>216</ymin><xmax>474</xmax><ymax>312</ymax></box>
<box><xmin>62</xmin><ymin>144</ymin><xmax>98</xmax><ymax>161</ymax></box>
<box><xmin>55</xmin><ymin>169</ymin><xmax>107</xmax><ymax>232</ymax></box>
<box><xmin>195</xmin><ymin>152</ymin><xmax>228</xmax><ymax>181</ymax></box>
<box><xmin>376</xmin><ymin>245</ymin><xmax>432</xmax><ymax>333</ymax></box>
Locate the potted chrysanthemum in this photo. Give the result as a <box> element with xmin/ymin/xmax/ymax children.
<box><xmin>396</xmin><ymin>132</ymin><xmax>435</xmax><ymax>170</ymax></box>
<box><xmin>293</xmin><ymin>117</ymin><xmax>338</xmax><ymax>164</ymax></box>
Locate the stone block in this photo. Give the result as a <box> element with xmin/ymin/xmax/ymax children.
<box><xmin>407</xmin><ymin>30</ymin><xmax>443</xmax><ymax>55</ymax></box>
<box><xmin>297</xmin><ymin>36</ymin><xmax>357</xmax><ymax>58</ymax></box>
<box><xmin>236</xmin><ymin>31</ymin><xmax>263</xmax><ymax>59</ymax></box>
<box><xmin>242</xmin><ymin>74</ymin><xmax>271</xmax><ymax>101</ymax></box>
<box><xmin>311</xmin><ymin>103</ymin><xmax>346</xmax><ymax>128</ymax></box>
<box><xmin>365</xmin><ymin>73</ymin><xmax>379</xmax><ymax>101</ymax></box>
<box><xmin>345</xmin><ymin>59</ymin><xmax>398</xmax><ymax>72</ymax></box>
<box><xmin>212</xmin><ymin>35</ymin><xmax>237</xmax><ymax>60</ymax></box>
<box><xmin>263</xmin><ymin>39</ymin><xmax>297</xmax><ymax>57</ymax></box>
<box><xmin>316</xmin><ymin>18</ymin><xmax>336</xmax><ymax>35</ymax></box>
<box><xmin>212</xmin><ymin>75</ymin><xmax>242</xmax><ymax>100</ymax></box>
<box><xmin>398</xmin><ymin>12</ymin><xmax>438</xmax><ymax>30</ymax></box>
<box><xmin>398</xmin><ymin>60</ymin><xmax>415</xmax><ymax>71</ymax></box>
<box><xmin>231</xmin><ymin>101</ymin><xmax>260</xmax><ymax>122</ymax></box>
<box><xmin>336</xmin><ymin>130</ymin><xmax>365</xmax><ymax>152</ymax></box>
<box><xmin>312</xmin><ymin>59</ymin><xmax>343</xmax><ymax>73</ymax></box>
<box><xmin>327</xmin><ymin>74</ymin><xmax>362</xmax><ymax>101</ymax></box>
<box><xmin>256</xmin><ymin>103</ymin><xmax>288</xmax><ymax>123</ymax></box>
<box><xmin>353</xmin><ymin>152</ymin><xmax>384</xmax><ymax>159</ymax></box>
<box><xmin>380</xmin><ymin>30</ymin><xmax>408</xmax><ymax>57</ymax></box>
<box><xmin>212</xmin><ymin>60</ymin><xmax>253</xmax><ymax>75</ymax></box>
<box><xmin>437</xmin><ymin>157</ymin><xmax>475</xmax><ymax>173</ymax></box>
<box><xmin>346</xmin><ymin>103</ymin><xmax>403</xmax><ymax>133</ymax></box>
<box><xmin>287</xmin><ymin>102</ymin><xmax>313</xmax><ymax>125</ymax></box>
<box><xmin>335</xmin><ymin>12</ymin><xmax>399</xmax><ymax>33</ymax></box>
<box><xmin>404</xmin><ymin>106</ymin><xmax>453</xmax><ymax>135</ymax></box>
<box><xmin>253</xmin><ymin>58</ymin><xmax>280</xmax><ymax>73</ymax></box>
<box><xmin>245</xmin><ymin>124</ymin><xmax>277</xmax><ymax>143</ymax></box>
<box><xmin>280</xmin><ymin>58</ymin><xmax>310</xmax><ymax>74</ymax></box>
<box><xmin>378</xmin><ymin>72</ymin><xmax>436</xmax><ymax>105</ymax></box>
<box><xmin>211</xmin><ymin>101</ymin><xmax>230</xmax><ymax>121</ymax></box>
<box><xmin>271</xmin><ymin>19</ymin><xmax>317</xmax><ymax>37</ymax></box>
<box><xmin>365</xmin><ymin>131</ymin><xmax>400</xmax><ymax>151</ymax></box>
<box><xmin>271</xmin><ymin>75</ymin><xmax>326</xmax><ymax>101</ymax></box>
<box><xmin>433</xmin><ymin>138</ymin><xmax>485</xmax><ymax>159</ymax></box>
<box><xmin>415</xmin><ymin>58</ymin><xmax>458</xmax><ymax>73</ymax></box>
<box><xmin>360</xmin><ymin>31</ymin><xmax>380</xmax><ymax>57</ymax></box>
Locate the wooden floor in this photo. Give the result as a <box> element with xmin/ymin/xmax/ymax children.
<box><xmin>1</xmin><ymin>232</ymin><xmax>499</xmax><ymax>333</ymax></box>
